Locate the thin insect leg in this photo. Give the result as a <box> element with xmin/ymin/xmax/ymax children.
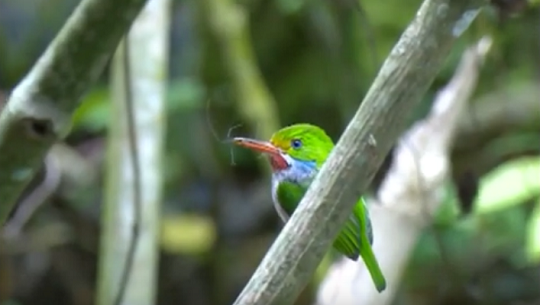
<box><xmin>205</xmin><ymin>98</ymin><xmax>223</xmax><ymax>142</ymax></box>
<box><xmin>226</xmin><ymin>123</ymin><xmax>243</xmax><ymax>165</ymax></box>
<box><xmin>226</xmin><ymin>123</ymin><xmax>243</xmax><ymax>140</ymax></box>
<box><xmin>205</xmin><ymin>98</ymin><xmax>241</xmax><ymax>166</ymax></box>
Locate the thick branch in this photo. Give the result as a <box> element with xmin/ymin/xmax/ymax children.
<box><xmin>0</xmin><ymin>0</ymin><xmax>149</xmax><ymax>224</ymax></box>
<box><xmin>232</xmin><ymin>0</ymin><xmax>488</xmax><ymax>304</ymax></box>
<box><xmin>317</xmin><ymin>36</ymin><xmax>493</xmax><ymax>305</ymax></box>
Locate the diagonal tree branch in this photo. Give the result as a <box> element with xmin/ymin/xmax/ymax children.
<box><xmin>317</xmin><ymin>36</ymin><xmax>493</xmax><ymax>305</ymax></box>
<box><xmin>232</xmin><ymin>0</ymin><xmax>489</xmax><ymax>304</ymax></box>
<box><xmin>0</xmin><ymin>0</ymin><xmax>150</xmax><ymax>224</ymax></box>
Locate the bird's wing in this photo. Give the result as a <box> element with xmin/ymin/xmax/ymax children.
<box><xmin>332</xmin><ymin>197</ymin><xmax>375</xmax><ymax>257</ymax></box>
<box><xmin>332</xmin><ymin>199</ymin><xmax>368</xmax><ymax>260</ymax></box>
<box><xmin>277</xmin><ymin>184</ymin><xmax>387</xmax><ymax>292</ymax></box>
<box><xmin>334</xmin><ymin>197</ymin><xmax>386</xmax><ymax>292</ymax></box>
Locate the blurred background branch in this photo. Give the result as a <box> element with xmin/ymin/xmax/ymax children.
<box><xmin>96</xmin><ymin>0</ymin><xmax>171</xmax><ymax>304</ymax></box>
<box><xmin>200</xmin><ymin>0</ymin><xmax>280</xmax><ymax>142</ymax></box>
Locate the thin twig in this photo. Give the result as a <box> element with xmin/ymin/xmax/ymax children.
<box><xmin>112</xmin><ymin>37</ymin><xmax>142</xmax><ymax>305</ymax></box>
<box><xmin>2</xmin><ymin>155</ymin><xmax>61</xmax><ymax>237</ymax></box>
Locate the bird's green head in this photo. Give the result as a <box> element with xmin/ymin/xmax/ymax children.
<box><xmin>233</xmin><ymin>123</ymin><xmax>334</xmax><ymax>173</ymax></box>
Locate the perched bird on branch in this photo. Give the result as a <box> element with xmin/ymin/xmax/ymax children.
<box><xmin>233</xmin><ymin>123</ymin><xmax>386</xmax><ymax>292</ymax></box>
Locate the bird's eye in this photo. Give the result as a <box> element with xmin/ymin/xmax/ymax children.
<box><xmin>291</xmin><ymin>139</ymin><xmax>302</xmax><ymax>149</ymax></box>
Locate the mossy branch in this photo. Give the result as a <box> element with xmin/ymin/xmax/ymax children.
<box><xmin>232</xmin><ymin>0</ymin><xmax>488</xmax><ymax>304</ymax></box>
<box><xmin>0</xmin><ymin>0</ymin><xmax>149</xmax><ymax>224</ymax></box>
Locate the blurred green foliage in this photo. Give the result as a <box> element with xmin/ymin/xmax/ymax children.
<box><xmin>396</xmin><ymin>156</ymin><xmax>540</xmax><ymax>304</ymax></box>
<box><xmin>0</xmin><ymin>0</ymin><xmax>539</xmax><ymax>305</ymax></box>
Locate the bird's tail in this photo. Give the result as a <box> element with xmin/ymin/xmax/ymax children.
<box><xmin>360</xmin><ymin>236</ymin><xmax>387</xmax><ymax>292</ymax></box>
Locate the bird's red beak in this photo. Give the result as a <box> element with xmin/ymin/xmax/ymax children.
<box><xmin>232</xmin><ymin>137</ymin><xmax>280</xmax><ymax>155</ymax></box>
<box><xmin>232</xmin><ymin>137</ymin><xmax>289</xmax><ymax>170</ymax></box>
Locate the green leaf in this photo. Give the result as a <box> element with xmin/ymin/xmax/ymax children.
<box><xmin>526</xmin><ymin>198</ymin><xmax>540</xmax><ymax>263</ymax></box>
<box><xmin>474</xmin><ymin>156</ymin><xmax>540</xmax><ymax>214</ymax></box>
<box><xmin>72</xmin><ymin>88</ymin><xmax>111</xmax><ymax>132</ymax></box>
<box><xmin>160</xmin><ymin>213</ymin><xmax>216</xmax><ymax>255</ymax></box>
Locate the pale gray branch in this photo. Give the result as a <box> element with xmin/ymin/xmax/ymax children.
<box><xmin>316</xmin><ymin>36</ymin><xmax>493</xmax><ymax>305</ymax></box>
<box><xmin>96</xmin><ymin>0</ymin><xmax>170</xmax><ymax>304</ymax></box>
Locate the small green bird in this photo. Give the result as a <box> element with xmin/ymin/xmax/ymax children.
<box><xmin>233</xmin><ymin>123</ymin><xmax>386</xmax><ymax>292</ymax></box>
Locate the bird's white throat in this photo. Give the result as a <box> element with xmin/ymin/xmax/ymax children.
<box><xmin>269</xmin><ymin>154</ymin><xmax>318</xmax><ymax>222</ymax></box>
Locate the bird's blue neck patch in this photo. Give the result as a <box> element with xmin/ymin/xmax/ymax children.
<box><xmin>273</xmin><ymin>156</ymin><xmax>318</xmax><ymax>185</ymax></box>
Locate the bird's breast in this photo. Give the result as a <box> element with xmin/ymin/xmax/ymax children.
<box><xmin>271</xmin><ymin>178</ymin><xmax>290</xmax><ymax>223</ymax></box>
